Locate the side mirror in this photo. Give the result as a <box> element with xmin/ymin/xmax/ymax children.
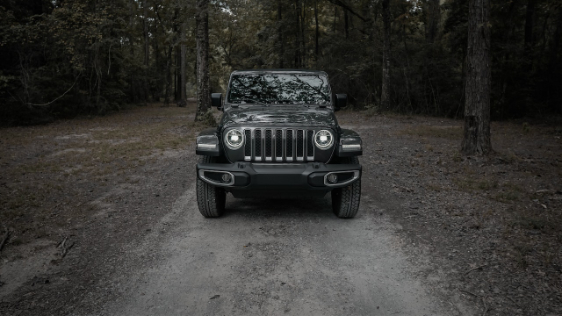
<box><xmin>211</xmin><ymin>93</ymin><xmax>223</xmax><ymax>110</ymax></box>
<box><xmin>335</xmin><ymin>94</ymin><xmax>347</xmax><ymax>111</ymax></box>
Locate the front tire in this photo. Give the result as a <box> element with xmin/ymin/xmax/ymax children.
<box><xmin>196</xmin><ymin>156</ymin><xmax>226</xmax><ymax>217</ymax></box>
<box><xmin>331</xmin><ymin>156</ymin><xmax>361</xmax><ymax>218</ymax></box>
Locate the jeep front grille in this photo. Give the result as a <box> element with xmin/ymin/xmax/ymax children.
<box><xmin>243</xmin><ymin>128</ymin><xmax>315</xmax><ymax>162</ymax></box>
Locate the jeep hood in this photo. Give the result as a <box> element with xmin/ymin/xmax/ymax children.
<box><xmin>220</xmin><ymin>107</ymin><xmax>337</xmax><ymax>128</ymax></box>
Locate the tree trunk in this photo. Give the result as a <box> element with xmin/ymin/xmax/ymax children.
<box><xmin>300</xmin><ymin>0</ymin><xmax>306</xmax><ymax>68</ymax></box>
<box><xmin>142</xmin><ymin>0</ymin><xmax>149</xmax><ymax>104</ymax></box>
<box><xmin>402</xmin><ymin>24</ymin><xmax>412</xmax><ymax>112</ymax></box>
<box><xmin>461</xmin><ymin>0</ymin><xmax>492</xmax><ymax>156</ymax></box>
<box><xmin>524</xmin><ymin>0</ymin><xmax>535</xmax><ymax>49</ymax></box>
<box><xmin>344</xmin><ymin>8</ymin><xmax>349</xmax><ymax>39</ymax></box>
<box><xmin>547</xmin><ymin>6</ymin><xmax>562</xmax><ymax>113</ymax></box>
<box><xmin>333</xmin><ymin>6</ymin><xmax>338</xmax><ymax>33</ymax></box>
<box><xmin>294</xmin><ymin>0</ymin><xmax>301</xmax><ymax>68</ymax></box>
<box><xmin>278</xmin><ymin>0</ymin><xmax>284</xmax><ymax>68</ymax></box>
<box><xmin>173</xmin><ymin>8</ymin><xmax>181</xmax><ymax>102</ymax></box>
<box><xmin>164</xmin><ymin>46</ymin><xmax>172</xmax><ymax>105</ymax></box>
<box><xmin>179</xmin><ymin>22</ymin><xmax>187</xmax><ymax>107</ymax></box>
<box><xmin>195</xmin><ymin>0</ymin><xmax>210</xmax><ymax>121</ymax></box>
<box><xmin>381</xmin><ymin>0</ymin><xmax>391</xmax><ymax>111</ymax></box>
<box><xmin>314</xmin><ymin>0</ymin><xmax>319</xmax><ymax>63</ymax></box>
<box><xmin>128</xmin><ymin>0</ymin><xmax>137</xmax><ymax>103</ymax></box>
<box><xmin>425</xmin><ymin>0</ymin><xmax>440</xmax><ymax>44</ymax></box>
<box><xmin>496</xmin><ymin>0</ymin><xmax>518</xmax><ymax>118</ymax></box>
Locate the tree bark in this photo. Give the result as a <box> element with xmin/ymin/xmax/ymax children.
<box><xmin>300</xmin><ymin>0</ymin><xmax>306</xmax><ymax>68</ymax></box>
<box><xmin>524</xmin><ymin>0</ymin><xmax>535</xmax><ymax>48</ymax></box>
<box><xmin>547</xmin><ymin>6</ymin><xmax>562</xmax><ymax>113</ymax></box>
<box><xmin>344</xmin><ymin>8</ymin><xmax>349</xmax><ymax>39</ymax></box>
<box><xmin>164</xmin><ymin>46</ymin><xmax>172</xmax><ymax>105</ymax></box>
<box><xmin>294</xmin><ymin>0</ymin><xmax>302</xmax><ymax>68</ymax></box>
<box><xmin>314</xmin><ymin>0</ymin><xmax>319</xmax><ymax>63</ymax></box>
<box><xmin>172</xmin><ymin>8</ymin><xmax>181</xmax><ymax>102</ymax></box>
<box><xmin>278</xmin><ymin>0</ymin><xmax>284</xmax><ymax>68</ymax></box>
<box><xmin>381</xmin><ymin>0</ymin><xmax>391</xmax><ymax>111</ymax></box>
<box><xmin>461</xmin><ymin>0</ymin><xmax>492</xmax><ymax>156</ymax></box>
<box><xmin>142</xmin><ymin>0</ymin><xmax>149</xmax><ymax>104</ymax></box>
<box><xmin>179</xmin><ymin>22</ymin><xmax>187</xmax><ymax>107</ymax></box>
<box><xmin>425</xmin><ymin>0</ymin><xmax>440</xmax><ymax>44</ymax></box>
<box><xmin>128</xmin><ymin>0</ymin><xmax>138</xmax><ymax>103</ymax></box>
<box><xmin>195</xmin><ymin>0</ymin><xmax>210</xmax><ymax>121</ymax></box>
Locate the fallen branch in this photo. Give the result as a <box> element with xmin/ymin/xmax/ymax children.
<box><xmin>61</xmin><ymin>242</ymin><xmax>74</xmax><ymax>258</ymax></box>
<box><xmin>460</xmin><ymin>289</ymin><xmax>479</xmax><ymax>297</ymax></box>
<box><xmin>0</xmin><ymin>224</ymin><xmax>9</xmax><ymax>253</ymax></box>
<box><xmin>58</xmin><ymin>236</ymin><xmax>74</xmax><ymax>258</ymax></box>
<box><xmin>465</xmin><ymin>264</ymin><xmax>488</xmax><ymax>275</ymax></box>
<box><xmin>57</xmin><ymin>236</ymin><xmax>68</xmax><ymax>248</ymax></box>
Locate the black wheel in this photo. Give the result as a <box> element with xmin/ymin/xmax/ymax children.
<box><xmin>331</xmin><ymin>156</ymin><xmax>361</xmax><ymax>218</ymax></box>
<box><xmin>196</xmin><ymin>156</ymin><xmax>226</xmax><ymax>217</ymax></box>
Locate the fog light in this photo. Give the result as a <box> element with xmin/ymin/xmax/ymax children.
<box><xmin>327</xmin><ymin>174</ymin><xmax>338</xmax><ymax>184</ymax></box>
<box><xmin>221</xmin><ymin>173</ymin><xmax>232</xmax><ymax>183</ymax></box>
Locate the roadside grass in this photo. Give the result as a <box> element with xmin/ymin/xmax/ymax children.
<box><xmin>0</xmin><ymin>103</ymin><xmax>208</xmax><ymax>247</ymax></box>
<box><xmin>453</xmin><ymin>177</ymin><xmax>499</xmax><ymax>191</ymax></box>
<box><xmin>399</xmin><ymin>124</ymin><xmax>462</xmax><ymax>140</ymax></box>
<box><xmin>395</xmin><ymin>114</ymin><xmax>562</xmax><ymax>271</ymax></box>
<box><xmin>352</xmin><ymin>112</ymin><xmax>562</xmax><ymax>313</ymax></box>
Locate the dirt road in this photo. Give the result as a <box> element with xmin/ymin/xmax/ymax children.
<box><xmin>0</xmin><ymin>109</ymin><xmax>471</xmax><ymax>315</ymax></box>
<box><xmin>3</xmin><ymin>106</ymin><xmax>560</xmax><ymax>315</ymax></box>
<box><xmin>93</xmin><ymin>184</ymin><xmax>468</xmax><ymax>316</ymax></box>
<box><xmin>67</xmin><ymin>113</ymin><xmax>471</xmax><ymax>316</ymax></box>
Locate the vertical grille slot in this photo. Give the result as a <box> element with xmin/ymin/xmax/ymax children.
<box><xmin>297</xmin><ymin>130</ymin><xmax>304</xmax><ymax>158</ymax></box>
<box><xmin>286</xmin><ymin>130</ymin><xmax>293</xmax><ymax>160</ymax></box>
<box><xmin>275</xmin><ymin>129</ymin><xmax>283</xmax><ymax>161</ymax></box>
<box><xmin>307</xmin><ymin>130</ymin><xmax>314</xmax><ymax>157</ymax></box>
<box><xmin>265</xmin><ymin>129</ymin><xmax>272</xmax><ymax>160</ymax></box>
<box><xmin>255</xmin><ymin>129</ymin><xmax>262</xmax><ymax>160</ymax></box>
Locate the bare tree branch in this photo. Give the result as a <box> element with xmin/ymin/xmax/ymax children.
<box><xmin>326</xmin><ymin>0</ymin><xmax>370</xmax><ymax>23</ymax></box>
<box><xmin>27</xmin><ymin>72</ymin><xmax>82</xmax><ymax>107</ymax></box>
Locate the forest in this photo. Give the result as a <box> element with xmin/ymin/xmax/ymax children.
<box><xmin>0</xmin><ymin>0</ymin><xmax>561</xmax><ymax>125</ymax></box>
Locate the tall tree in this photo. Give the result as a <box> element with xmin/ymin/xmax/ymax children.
<box><xmin>314</xmin><ymin>0</ymin><xmax>319</xmax><ymax>62</ymax></box>
<box><xmin>524</xmin><ymin>0</ymin><xmax>535</xmax><ymax>49</ymax></box>
<box><xmin>381</xmin><ymin>0</ymin><xmax>391</xmax><ymax>110</ymax></box>
<box><xmin>142</xmin><ymin>0</ymin><xmax>150</xmax><ymax>104</ymax></box>
<box><xmin>179</xmin><ymin>21</ymin><xmax>187</xmax><ymax>107</ymax></box>
<box><xmin>278</xmin><ymin>0</ymin><xmax>284</xmax><ymax>68</ymax></box>
<box><xmin>195</xmin><ymin>0</ymin><xmax>211</xmax><ymax>121</ymax></box>
<box><xmin>425</xmin><ymin>0</ymin><xmax>440</xmax><ymax>44</ymax></box>
<box><xmin>294</xmin><ymin>0</ymin><xmax>302</xmax><ymax>68</ymax></box>
<box><xmin>461</xmin><ymin>0</ymin><xmax>492</xmax><ymax>155</ymax></box>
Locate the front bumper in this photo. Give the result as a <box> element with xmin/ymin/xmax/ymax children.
<box><xmin>196</xmin><ymin>162</ymin><xmax>361</xmax><ymax>192</ymax></box>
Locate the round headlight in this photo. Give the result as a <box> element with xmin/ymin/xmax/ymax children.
<box><xmin>224</xmin><ymin>129</ymin><xmax>244</xmax><ymax>149</ymax></box>
<box><xmin>314</xmin><ymin>130</ymin><xmax>334</xmax><ymax>149</ymax></box>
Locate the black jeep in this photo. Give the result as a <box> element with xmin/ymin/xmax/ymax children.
<box><xmin>195</xmin><ymin>70</ymin><xmax>362</xmax><ymax>218</ymax></box>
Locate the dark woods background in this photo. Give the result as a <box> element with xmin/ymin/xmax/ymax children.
<box><xmin>1</xmin><ymin>0</ymin><xmax>561</xmax><ymax>125</ymax></box>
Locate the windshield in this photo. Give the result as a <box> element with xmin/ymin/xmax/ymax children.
<box><xmin>227</xmin><ymin>73</ymin><xmax>331</xmax><ymax>105</ymax></box>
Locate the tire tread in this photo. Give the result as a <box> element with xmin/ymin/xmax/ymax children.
<box><xmin>331</xmin><ymin>156</ymin><xmax>361</xmax><ymax>218</ymax></box>
<box><xmin>196</xmin><ymin>156</ymin><xmax>226</xmax><ymax>217</ymax></box>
